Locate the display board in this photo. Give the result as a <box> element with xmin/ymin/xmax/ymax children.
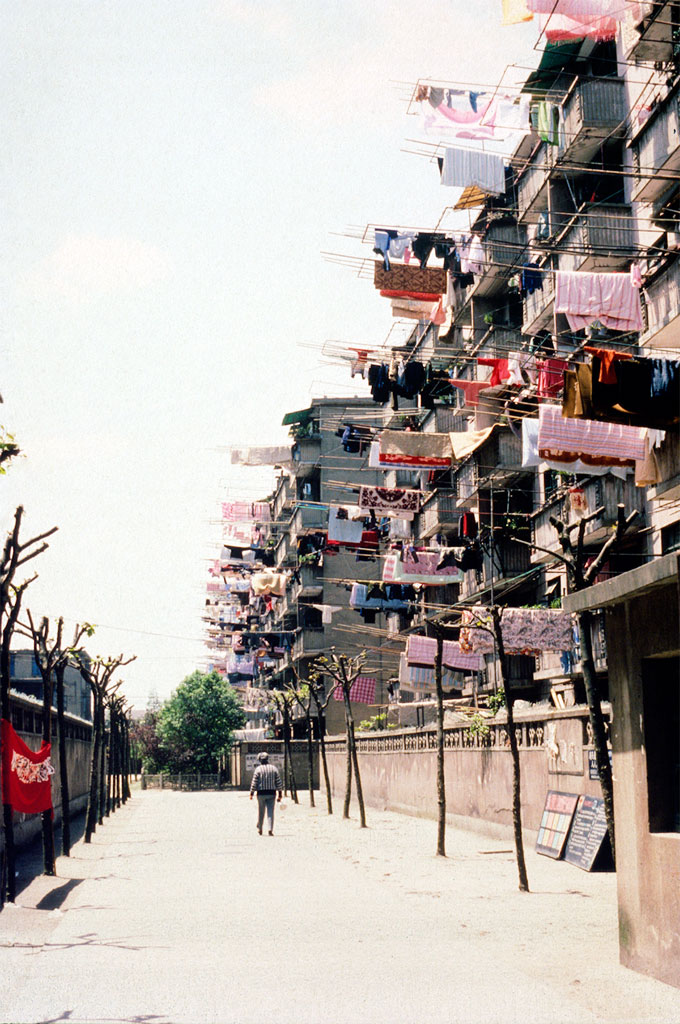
<box><xmin>563</xmin><ymin>794</ymin><xmax>609</xmax><ymax>871</ymax></box>
<box><xmin>536</xmin><ymin>790</ymin><xmax>580</xmax><ymax>859</ymax></box>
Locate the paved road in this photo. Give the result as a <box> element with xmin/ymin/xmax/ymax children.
<box><xmin>0</xmin><ymin>790</ymin><xmax>677</xmax><ymax>1024</ymax></box>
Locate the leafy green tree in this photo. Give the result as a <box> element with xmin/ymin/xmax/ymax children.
<box><xmin>157</xmin><ymin>670</ymin><xmax>245</xmax><ymax>773</ymax></box>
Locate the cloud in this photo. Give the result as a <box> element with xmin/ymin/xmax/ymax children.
<box><xmin>23</xmin><ymin>234</ymin><xmax>171</xmax><ymax>302</ymax></box>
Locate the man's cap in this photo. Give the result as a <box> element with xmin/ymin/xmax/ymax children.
<box><xmin>258</xmin><ymin>752</ymin><xmax>269</xmax><ymax>763</ymax></box>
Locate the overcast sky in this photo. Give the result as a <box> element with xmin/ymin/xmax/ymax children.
<box><xmin>2</xmin><ymin>1</ymin><xmax>537</xmax><ymax>708</ymax></box>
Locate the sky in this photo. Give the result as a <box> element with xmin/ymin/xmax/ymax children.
<box><xmin>2</xmin><ymin>1</ymin><xmax>538</xmax><ymax>709</ymax></box>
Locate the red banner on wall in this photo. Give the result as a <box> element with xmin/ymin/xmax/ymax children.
<box><xmin>1</xmin><ymin>718</ymin><xmax>54</xmax><ymax>815</ymax></box>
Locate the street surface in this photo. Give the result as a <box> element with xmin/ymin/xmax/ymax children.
<box><xmin>0</xmin><ymin>790</ymin><xmax>677</xmax><ymax>1024</ymax></box>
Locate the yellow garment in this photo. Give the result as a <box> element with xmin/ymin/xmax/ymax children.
<box><xmin>250</xmin><ymin>573</ymin><xmax>287</xmax><ymax>597</ymax></box>
<box><xmin>502</xmin><ymin>0</ymin><xmax>533</xmax><ymax>24</ymax></box>
<box><xmin>449</xmin><ymin>426</ymin><xmax>496</xmax><ymax>461</ymax></box>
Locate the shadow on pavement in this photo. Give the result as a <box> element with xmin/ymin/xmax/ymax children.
<box><xmin>14</xmin><ymin>810</ymin><xmax>86</xmax><ymax>897</ymax></box>
<box><xmin>34</xmin><ymin>878</ymin><xmax>83</xmax><ymax>911</ymax></box>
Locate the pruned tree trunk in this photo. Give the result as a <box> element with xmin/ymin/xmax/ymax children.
<box><xmin>282</xmin><ymin>704</ymin><xmax>298</xmax><ymax>804</ymax></box>
<box><xmin>342</xmin><ymin>702</ymin><xmax>353</xmax><ymax>819</ymax></box>
<box><xmin>577</xmin><ymin>609</ymin><xmax>615</xmax><ymax>864</ymax></box>
<box><xmin>122</xmin><ymin>717</ymin><xmax>131</xmax><ymax>802</ymax></box>
<box><xmin>318</xmin><ymin>726</ymin><xmax>332</xmax><ymax>815</ymax></box>
<box><xmin>347</xmin><ymin>717</ymin><xmax>366</xmax><ymax>828</ymax></box>
<box><xmin>434</xmin><ymin>633</ymin><xmax>446</xmax><ymax>857</ymax></box>
<box><xmin>85</xmin><ymin>690</ymin><xmax>101</xmax><ymax>842</ymax></box>
<box><xmin>492</xmin><ymin>607</ymin><xmax>529</xmax><ymax>893</ymax></box>
<box><xmin>305</xmin><ymin>708</ymin><xmax>315</xmax><ymax>807</ymax></box>
<box><xmin>55</xmin><ymin>664</ymin><xmax>71</xmax><ymax>856</ymax></box>
<box><xmin>339</xmin><ymin>672</ymin><xmax>366</xmax><ymax>828</ymax></box>
<box><xmin>98</xmin><ymin>711</ymin><xmax>107</xmax><ymax>823</ymax></box>
<box><xmin>41</xmin><ymin>676</ymin><xmax>56</xmax><ymax>875</ymax></box>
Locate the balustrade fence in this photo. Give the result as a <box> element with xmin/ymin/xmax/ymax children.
<box><xmin>141</xmin><ymin>773</ymin><xmax>227</xmax><ymax>791</ymax></box>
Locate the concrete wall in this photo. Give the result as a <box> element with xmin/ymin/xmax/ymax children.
<box><xmin>325</xmin><ymin>707</ymin><xmax>606</xmax><ymax>838</ymax></box>
<box><xmin>230</xmin><ymin>739</ymin><xmax>318</xmax><ymax>791</ymax></box>
<box><xmin>606</xmin><ymin>584</ymin><xmax>680</xmax><ymax>989</ymax></box>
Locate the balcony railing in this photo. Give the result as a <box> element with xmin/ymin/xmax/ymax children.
<box><xmin>642</xmin><ymin>256</ymin><xmax>680</xmax><ymax>347</ymax></box>
<box><xmin>274</xmin><ymin>528</ymin><xmax>295</xmax><ymax>568</ymax></box>
<box><xmin>517</xmin><ymin>145</ymin><xmax>552</xmax><ymax>221</ymax></box>
<box><xmin>531</xmin><ymin>475</ymin><xmax>646</xmax><ymax>559</ymax></box>
<box><xmin>555</xmin><ymin>204</ymin><xmax>636</xmax><ymax>273</ymax></box>
<box><xmin>292</xmin><ymin>629</ymin><xmax>328</xmax><ymax>660</ymax></box>
<box><xmin>290</xmin><ymin>563</ymin><xmax>324</xmax><ymax>599</ymax></box>
<box><xmin>453</xmin><ymin>430</ymin><xmax>524</xmax><ymax>505</ymax></box>
<box><xmin>458</xmin><ymin>537</ymin><xmax>531</xmax><ymax>601</ymax></box>
<box><xmin>291</xmin><ymin>504</ymin><xmax>327</xmax><ymax>536</ymax></box>
<box><xmin>631</xmin><ymin>88</ymin><xmax>680</xmax><ymax>204</ymax></box>
<box><xmin>272</xmin><ymin>475</ymin><xmax>295</xmax><ymax>521</ymax></box>
<box><xmin>471</xmin><ymin>222</ymin><xmax>527</xmax><ymax>299</ymax></box>
<box><xmin>522</xmin><ymin>272</ymin><xmax>554</xmax><ymax>336</ymax></box>
<box><xmin>560</xmin><ymin>77</ymin><xmax>626</xmax><ymax>163</ymax></box>
<box><xmin>420</xmin><ymin>490</ymin><xmax>459</xmax><ymax>538</ymax></box>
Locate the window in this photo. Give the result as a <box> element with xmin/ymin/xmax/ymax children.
<box><xmin>643</xmin><ymin>656</ymin><xmax>680</xmax><ymax>833</ymax></box>
<box><xmin>661</xmin><ymin>521</ymin><xmax>680</xmax><ymax>555</ymax></box>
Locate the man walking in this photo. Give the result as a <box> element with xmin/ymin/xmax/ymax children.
<box><xmin>249</xmin><ymin>751</ymin><xmax>283</xmax><ymax>835</ymax></box>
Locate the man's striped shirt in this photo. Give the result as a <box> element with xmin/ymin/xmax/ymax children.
<box><xmin>250</xmin><ymin>763</ymin><xmax>283</xmax><ymax>794</ymax></box>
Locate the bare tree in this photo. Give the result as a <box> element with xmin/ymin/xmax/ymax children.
<box><xmin>430</xmin><ymin>607</ymin><xmax>529</xmax><ymax>890</ymax></box>
<box><xmin>269</xmin><ymin>690</ymin><xmax>298</xmax><ymax>803</ymax></box>
<box><xmin>0</xmin><ymin>506</ymin><xmax>57</xmax><ymax>902</ymax></box>
<box><xmin>52</xmin><ymin>621</ymin><xmax>94</xmax><ymax>856</ymax></box>
<box><xmin>508</xmin><ymin>501</ymin><xmax>638</xmax><ymax>865</ymax></box>
<box><xmin>18</xmin><ymin>613</ymin><xmax>64</xmax><ymax>876</ymax></box>
<box><xmin>314</xmin><ymin>651</ymin><xmax>367</xmax><ymax>828</ymax></box>
<box><xmin>305</xmin><ymin>670</ymin><xmax>336</xmax><ymax>815</ymax></box>
<box><xmin>287</xmin><ymin>674</ymin><xmax>316</xmax><ymax>807</ymax></box>
<box><xmin>70</xmin><ymin>653</ymin><xmax>135</xmax><ymax>842</ymax></box>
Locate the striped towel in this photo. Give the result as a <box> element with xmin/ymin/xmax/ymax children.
<box><xmin>538</xmin><ymin>404</ymin><xmax>647</xmax><ymax>464</ymax></box>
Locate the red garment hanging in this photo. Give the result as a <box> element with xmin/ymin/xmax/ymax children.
<box><xmin>583</xmin><ymin>346</ymin><xmax>634</xmax><ymax>385</ymax></box>
<box><xmin>1</xmin><ymin>719</ymin><xmax>54</xmax><ymax>816</ymax></box>
<box><xmin>477</xmin><ymin>357</ymin><xmax>510</xmax><ymax>386</ymax></box>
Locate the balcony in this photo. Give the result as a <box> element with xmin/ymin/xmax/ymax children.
<box><xmin>272</xmin><ymin>474</ymin><xmax>295</xmax><ymax>522</ymax></box>
<box><xmin>517</xmin><ymin>144</ymin><xmax>552</xmax><ymax>222</ymax></box>
<box><xmin>471</xmin><ymin>222</ymin><xmax>527</xmax><ymax>299</ymax></box>
<box><xmin>531</xmin><ymin>475</ymin><xmax>646</xmax><ymax>562</ymax></box>
<box><xmin>459</xmin><ymin>536</ymin><xmax>531</xmax><ymax>601</ymax></box>
<box><xmin>290</xmin><ymin>564</ymin><xmax>324</xmax><ymax>599</ymax></box>
<box><xmin>290</xmin><ymin>503</ymin><xmax>327</xmax><ymax>537</ymax></box>
<box><xmin>292</xmin><ymin>628</ymin><xmax>328</xmax><ymax>661</ymax></box>
<box><xmin>454</xmin><ymin>429</ymin><xmax>525</xmax><ymax>506</ymax></box>
<box><xmin>624</xmin><ymin>2</ymin><xmax>675</xmax><ymax>62</ymax></box>
<box><xmin>274</xmin><ymin>528</ymin><xmax>295</xmax><ymax>569</ymax></box>
<box><xmin>434</xmin><ymin>405</ymin><xmax>467</xmax><ymax>433</ymax></box>
<box><xmin>522</xmin><ymin>272</ymin><xmax>554</xmax><ymax>336</ymax></box>
<box><xmin>642</xmin><ymin>256</ymin><xmax>680</xmax><ymax>349</ymax></box>
<box><xmin>555</xmin><ymin>204</ymin><xmax>636</xmax><ymax>273</ymax></box>
<box><xmin>631</xmin><ymin>88</ymin><xmax>680</xmax><ymax>205</ymax></box>
<box><xmin>560</xmin><ymin>77</ymin><xmax>626</xmax><ymax>165</ymax></box>
<box><xmin>450</xmin><ymin>279</ymin><xmax>474</xmax><ymax>324</ymax></box>
<box><xmin>292</xmin><ymin>433</ymin><xmax>322</xmax><ymax>475</ymax></box>
<box><xmin>647</xmin><ymin>430</ymin><xmax>680</xmax><ymax>502</ymax></box>
<box><xmin>419</xmin><ymin>490</ymin><xmax>459</xmax><ymax>538</ymax></box>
